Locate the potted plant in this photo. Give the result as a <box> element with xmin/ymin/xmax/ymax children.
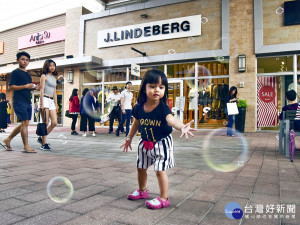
<box><xmin>235</xmin><ymin>99</ymin><xmax>248</xmax><ymax>133</ymax></box>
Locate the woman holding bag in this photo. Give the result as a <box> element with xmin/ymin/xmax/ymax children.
<box><xmin>225</xmin><ymin>86</ymin><xmax>238</xmax><ymax>137</ymax></box>
<box><xmin>38</xmin><ymin>59</ymin><xmax>58</xmax><ymax>150</ymax></box>
<box><xmin>69</xmin><ymin>89</ymin><xmax>80</xmax><ymax>135</ymax></box>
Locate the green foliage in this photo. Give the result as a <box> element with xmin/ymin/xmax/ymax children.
<box><xmin>237</xmin><ymin>99</ymin><xmax>248</xmax><ymax>108</ymax></box>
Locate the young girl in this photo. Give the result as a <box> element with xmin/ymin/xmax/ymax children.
<box><xmin>38</xmin><ymin>59</ymin><xmax>58</xmax><ymax>150</ymax></box>
<box><xmin>225</xmin><ymin>86</ymin><xmax>238</xmax><ymax>137</ymax></box>
<box><xmin>121</xmin><ymin>69</ymin><xmax>196</xmax><ymax>210</ymax></box>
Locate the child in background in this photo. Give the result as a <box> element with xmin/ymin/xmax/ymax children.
<box><xmin>121</xmin><ymin>69</ymin><xmax>196</xmax><ymax>210</ymax></box>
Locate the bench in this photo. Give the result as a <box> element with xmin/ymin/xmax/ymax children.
<box><xmin>279</xmin><ymin>110</ymin><xmax>300</xmax><ymax>158</ymax></box>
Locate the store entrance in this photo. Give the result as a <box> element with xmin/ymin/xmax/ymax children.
<box><xmin>131</xmin><ymin>79</ymin><xmax>184</xmax><ymax>123</ymax></box>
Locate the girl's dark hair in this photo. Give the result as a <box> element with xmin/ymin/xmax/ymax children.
<box><xmin>0</xmin><ymin>93</ymin><xmax>6</xmax><ymax>100</ymax></box>
<box><xmin>42</xmin><ymin>59</ymin><xmax>57</xmax><ymax>75</ymax></box>
<box><xmin>229</xmin><ymin>86</ymin><xmax>238</xmax><ymax>98</ymax></box>
<box><xmin>137</xmin><ymin>69</ymin><xmax>168</xmax><ymax>105</ymax></box>
<box><xmin>69</xmin><ymin>88</ymin><xmax>78</xmax><ymax>101</ymax></box>
<box><xmin>82</xmin><ymin>88</ymin><xmax>89</xmax><ymax>96</ymax></box>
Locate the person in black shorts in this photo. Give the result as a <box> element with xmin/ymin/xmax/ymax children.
<box><xmin>1</xmin><ymin>52</ymin><xmax>39</xmax><ymax>153</ymax></box>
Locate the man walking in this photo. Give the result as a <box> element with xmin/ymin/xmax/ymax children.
<box><xmin>1</xmin><ymin>52</ymin><xmax>39</xmax><ymax>153</ymax></box>
<box><xmin>107</xmin><ymin>86</ymin><xmax>122</xmax><ymax>134</ymax></box>
<box><xmin>116</xmin><ymin>82</ymin><xmax>133</xmax><ymax>136</ymax></box>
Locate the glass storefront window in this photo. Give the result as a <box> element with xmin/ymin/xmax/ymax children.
<box><xmin>257</xmin><ymin>56</ymin><xmax>293</xmax><ymax>73</ymax></box>
<box><xmin>196</xmin><ymin>77</ymin><xmax>229</xmax><ymax>129</ymax></box>
<box><xmin>167</xmin><ymin>63</ymin><xmax>194</xmax><ymax>78</ymax></box>
<box><xmin>83</xmin><ymin>71</ymin><xmax>103</xmax><ymax>84</ymax></box>
<box><xmin>105</xmin><ymin>68</ymin><xmax>127</xmax><ymax>82</ymax></box>
<box><xmin>130</xmin><ymin>65</ymin><xmax>164</xmax><ymax>80</ymax></box>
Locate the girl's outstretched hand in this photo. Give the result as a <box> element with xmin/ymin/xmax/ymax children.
<box><xmin>180</xmin><ymin>120</ymin><xmax>197</xmax><ymax>140</ymax></box>
<box><xmin>120</xmin><ymin>138</ymin><xmax>132</xmax><ymax>153</ymax></box>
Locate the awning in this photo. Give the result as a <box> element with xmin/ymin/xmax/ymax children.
<box><xmin>0</xmin><ymin>55</ymin><xmax>102</xmax><ymax>74</ymax></box>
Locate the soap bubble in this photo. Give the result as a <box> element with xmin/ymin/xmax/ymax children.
<box><xmin>201</xmin><ymin>17</ymin><xmax>208</xmax><ymax>24</ymax></box>
<box><xmin>58</xmin><ymin>134</ymin><xmax>67</xmax><ymax>144</ymax></box>
<box><xmin>47</xmin><ymin>176</ymin><xmax>74</xmax><ymax>203</ymax></box>
<box><xmin>202</xmin><ymin>128</ymin><xmax>248</xmax><ymax>172</ymax></box>
<box><xmin>275</xmin><ymin>7</ymin><xmax>284</xmax><ymax>15</ymax></box>
<box><xmin>168</xmin><ymin>49</ymin><xmax>176</xmax><ymax>55</ymax></box>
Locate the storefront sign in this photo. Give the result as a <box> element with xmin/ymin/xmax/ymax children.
<box><xmin>18</xmin><ymin>26</ymin><xmax>65</xmax><ymax>50</ymax></box>
<box><xmin>257</xmin><ymin>77</ymin><xmax>278</xmax><ymax>127</ymax></box>
<box><xmin>97</xmin><ymin>15</ymin><xmax>201</xmax><ymax>48</ymax></box>
<box><xmin>131</xmin><ymin>63</ymin><xmax>140</xmax><ymax>77</ymax></box>
<box><xmin>259</xmin><ymin>86</ymin><xmax>276</xmax><ymax>103</ymax></box>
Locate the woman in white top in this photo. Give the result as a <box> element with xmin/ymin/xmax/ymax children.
<box><xmin>38</xmin><ymin>59</ymin><xmax>58</xmax><ymax>150</ymax></box>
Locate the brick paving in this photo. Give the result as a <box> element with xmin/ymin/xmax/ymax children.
<box><xmin>0</xmin><ymin>125</ymin><xmax>299</xmax><ymax>225</ymax></box>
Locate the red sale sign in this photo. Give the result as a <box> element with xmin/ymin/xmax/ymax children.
<box><xmin>257</xmin><ymin>77</ymin><xmax>278</xmax><ymax>127</ymax></box>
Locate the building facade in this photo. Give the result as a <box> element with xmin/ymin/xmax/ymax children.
<box><xmin>1</xmin><ymin>0</ymin><xmax>300</xmax><ymax>132</ymax></box>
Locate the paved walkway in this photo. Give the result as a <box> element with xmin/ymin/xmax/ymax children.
<box><xmin>0</xmin><ymin>125</ymin><xmax>299</xmax><ymax>225</ymax></box>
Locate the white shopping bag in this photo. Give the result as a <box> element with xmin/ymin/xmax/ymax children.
<box><xmin>227</xmin><ymin>103</ymin><xmax>239</xmax><ymax>115</ymax></box>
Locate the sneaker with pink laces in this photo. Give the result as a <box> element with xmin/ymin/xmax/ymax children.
<box><xmin>145</xmin><ymin>197</ymin><xmax>170</xmax><ymax>209</ymax></box>
<box><xmin>128</xmin><ymin>189</ymin><xmax>149</xmax><ymax>200</ymax></box>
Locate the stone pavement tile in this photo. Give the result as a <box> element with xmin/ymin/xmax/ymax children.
<box><xmin>100</xmin><ymin>177</ymin><xmax>129</xmax><ymax>188</ymax></box>
<box><xmin>280</xmin><ymin>181</ymin><xmax>300</xmax><ymax>191</ymax></box>
<box><xmin>23</xmin><ymin>182</ymin><xmax>50</xmax><ymax>191</ymax></box>
<box><xmin>167</xmin><ymin>200</ymin><xmax>213</xmax><ymax>223</ymax></box>
<box><xmin>223</xmin><ymin>184</ymin><xmax>253</xmax><ymax>199</ymax></box>
<box><xmin>61</xmin><ymin>195</ymin><xmax>117</xmax><ymax>214</ymax></box>
<box><xmin>257</xmin><ymin>173</ymin><xmax>279</xmax><ymax>184</ymax></box>
<box><xmin>63</xmin><ymin>206</ymin><xmax>131</xmax><ymax>225</ymax></box>
<box><xmin>108</xmin><ymin>197</ymin><xmax>145</xmax><ymax>211</ymax></box>
<box><xmin>72</xmin><ymin>185</ymin><xmax>109</xmax><ymax>200</ymax></box>
<box><xmin>260</xmin><ymin>168</ymin><xmax>278</xmax><ymax>175</ymax></box>
<box><xmin>13</xmin><ymin>209</ymin><xmax>79</xmax><ymax>225</ymax></box>
<box><xmin>71</xmin><ymin>177</ymin><xmax>100</xmax><ymax>190</ymax></box>
<box><xmin>0</xmin><ymin>180</ymin><xmax>36</xmax><ymax>192</ymax></box>
<box><xmin>27</xmin><ymin>174</ymin><xmax>61</xmax><ymax>183</ymax></box>
<box><xmin>279</xmin><ymin>172</ymin><xmax>300</xmax><ymax>182</ymax></box>
<box><xmin>156</xmin><ymin>217</ymin><xmax>198</xmax><ymax>225</ymax></box>
<box><xmin>0</xmin><ymin>198</ymin><xmax>29</xmax><ymax>211</ymax></box>
<box><xmin>14</xmin><ymin>189</ymin><xmax>53</xmax><ymax>203</ymax></box>
<box><xmin>8</xmin><ymin>199</ymin><xmax>65</xmax><ymax>217</ymax></box>
<box><xmin>253</xmin><ymin>182</ymin><xmax>280</xmax><ymax>195</ymax></box>
<box><xmin>170</xmin><ymin>168</ymin><xmax>199</xmax><ymax>176</ymax></box>
<box><xmin>167</xmin><ymin>174</ymin><xmax>189</xmax><ymax>184</ymax></box>
<box><xmin>0</xmin><ymin>212</ymin><xmax>25</xmax><ymax>225</ymax></box>
<box><xmin>212</xmin><ymin>196</ymin><xmax>248</xmax><ymax>213</ymax></box>
<box><xmin>0</xmin><ymin>174</ymin><xmax>39</xmax><ymax>184</ymax></box>
<box><xmin>102</xmin><ymin>183</ymin><xmax>139</xmax><ymax>198</ymax></box>
<box><xmin>213</xmin><ymin>172</ymin><xmax>238</xmax><ymax>180</ymax></box>
<box><xmin>190</xmin><ymin>187</ymin><xmax>223</xmax><ymax>203</ymax></box>
<box><xmin>199</xmin><ymin>212</ymin><xmax>241</xmax><ymax>225</ymax></box>
<box><xmin>115</xmin><ymin>207</ymin><xmax>174</xmax><ymax>225</ymax></box>
<box><xmin>281</xmin><ymin>210</ymin><xmax>300</xmax><ymax>225</ymax></box>
<box><xmin>0</xmin><ymin>187</ymin><xmax>32</xmax><ymax>200</ymax></box>
<box><xmin>172</xmin><ymin>179</ymin><xmax>205</xmax><ymax>192</ymax></box>
<box><xmin>232</xmin><ymin>176</ymin><xmax>256</xmax><ymax>186</ymax></box>
<box><xmin>188</xmin><ymin>172</ymin><xmax>215</xmax><ymax>182</ymax></box>
<box><xmin>200</xmin><ymin>178</ymin><xmax>232</xmax><ymax>190</ymax></box>
<box><xmin>238</xmin><ymin>170</ymin><xmax>260</xmax><ymax>178</ymax></box>
<box><xmin>242</xmin><ymin>217</ymin><xmax>280</xmax><ymax>225</ymax></box>
<box><xmin>167</xmin><ymin>189</ymin><xmax>193</xmax><ymax>207</ymax></box>
<box><xmin>250</xmin><ymin>193</ymin><xmax>280</xmax><ymax>205</ymax></box>
<box><xmin>280</xmin><ymin>190</ymin><xmax>300</xmax><ymax>204</ymax></box>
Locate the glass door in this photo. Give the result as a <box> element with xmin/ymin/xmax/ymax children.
<box><xmin>131</xmin><ymin>79</ymin><xmax>184</xmax><ymax>122</ymax></box>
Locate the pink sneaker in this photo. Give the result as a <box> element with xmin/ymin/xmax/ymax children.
<box><xmin>145</xmin><ymin>197</ymin><xmax>170</xmax><ymax>209</ymax></box>
<box><xmin>128</xmin><ymin>189</ymin><xmax>149</xmax><ymax>200</ymax></box>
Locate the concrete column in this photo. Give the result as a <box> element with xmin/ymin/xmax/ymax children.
<box><xmin>229</xmin><ymin>0</ymin><xmax>256</xmax><ymax>132</ymax></box>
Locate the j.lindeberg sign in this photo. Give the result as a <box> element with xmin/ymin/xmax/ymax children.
<box><xmin>97</xmin><ymin>15</ymin><xmax>201</xmax><ymax>48</ymax></box>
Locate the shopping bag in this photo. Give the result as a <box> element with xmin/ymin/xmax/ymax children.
<box><xmin>227</xmin><ymin>103</ymin><xmax>239</xmax><ymax>115</ymax></box>
<box><xmin>65</xmin><ymin>110</ymin><xmax>71</xmax><ymax>118</ymax></box>
<box><xmin>36</xmin><ymin>111</ymin><xmax>48</xmax><ymax>136</ymax></box>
